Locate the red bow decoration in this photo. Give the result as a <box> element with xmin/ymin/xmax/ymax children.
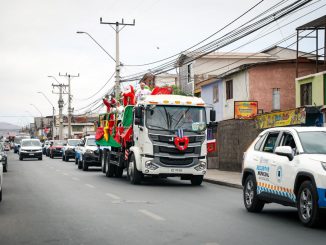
<box><xmin>174</xmin><ymin>136</ymin><xmax>189</xmax><ymax>151</ymax></box>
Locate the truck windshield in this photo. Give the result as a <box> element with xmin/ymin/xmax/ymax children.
<box><xmin>146</xmin><ymin>105</ymin><xmax>207</xmax><ymax>132</ymax></box>
<box><xmin>86</xmin><ymin>138</ymin><xmax>97</xmax><ymax>146</ymax></box>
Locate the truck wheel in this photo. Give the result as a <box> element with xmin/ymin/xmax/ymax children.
<box><xmin>101</xmin><ymin>150</ymin><xmax>107</xmax><ymax>173</ymax></box>
<box><xmin>115</xmin><ymin>166</ymin><xmax>123</xmax><ymax>178</ymax></box>
<box><xmin>190</xmin><ymin>175</ymin><xmax>203</xmax><ymax>186</ymax></box>
<box><xmin>128</xmin><ymin>154</ymin><xmax>142</xmax><ymax>185</ymax></box>
<box><xmin>105</xmin><ymin>152</ymin><xmax>115</xmax><ymax>177</ymax></box>
<box><xmin>297</xmin><ymin>181</ymin><xmax>321</xmax><ymax>227</ymax></box>
<box><xmin>243</xmin><ymin>175</ymin><xmax>264</xmax><ymax>213</ymax></box>
<box><xmin>82</xmin><ymin>159</ymin><xmax>88</xmax><ymax>171</ymax></box>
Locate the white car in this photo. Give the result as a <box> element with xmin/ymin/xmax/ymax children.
<box><xmin>19</xmin><ymin>139</ymin><xmax>43</xmax><ymax>161</ymax></box>
<box><xmin>0</xmin><ymin>159</ymin><xmax>3</xmax><ymax>202</ymax></box>
<box><xmin>242</xmin><ymin>127</ymin><xmax>326</xmax><ymax>227</ymax></box>
<box><xmin>62</xmin><ymin>139</ymin><xmax>81</xmax><ymax>162</ymax></box>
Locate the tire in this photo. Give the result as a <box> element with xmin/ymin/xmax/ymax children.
<box><xmin>127</xmin><ymin>154</ymin><xmax>142</xmax><ymax>185</ymax></box>
<box><xmin>101</xmin><ymin>150</ymin><xmax>107</xmax><ymax>173</ymax></box>
<box><xmin>243</xmin><ymin>175</ymin><xmax>265</xmax><ymax>212</ymax></box>
<box><xmin>190</xmin><ymin>175</ymin><xmax>203</xmax><ymax>186</ymax></box>
<box><xmin>115</xmin><ymin>166</ymin><xmax>124</xmax><ymax>178</ymax></box>
<box><xmin>82</xmin><ymin>159</ymin><xmax>88</xmax><ymax>171</ymax></box>
<box><xmin>297</xmin><ymin>181</ymin><xmax>321</xmax><ymax>227</ymax></box>
<box><xmin>19</xmin><ymin>155</ymin><xmax>23</xmax><ymax>161</ymax></box>
<box><xmin>3</xmin><ymin>165</ymin><xmax>7</xmax><ymax>173</ymax></box>
<box><xmin>62</xmin><ymin>155</ymin><xmax>65</xmax><ymax>161</ymax></box>
<box><xmin>38</xmin><ymin>156</ymin><xmax>42</xmax><ymax>161</ymax></box>
<box><xmin>105</xmin><ymin>152</ymin><xmax>115</xmax><ymax>177</ymax></box>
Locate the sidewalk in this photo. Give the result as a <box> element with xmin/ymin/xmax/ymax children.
<box><xmin>204</xmin><ymin>169</ymin><xmax>242</xmax><ymax>189</ymax></box>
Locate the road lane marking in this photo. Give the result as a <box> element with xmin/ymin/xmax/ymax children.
<box><xmin>85</xmin><ymin>184</ymin><xmax>95</xmax><ymax>188</ymax></box>
<box><xmin>72</xmin><ymin>177</ymin><xmax>80</xmax><ymax>181</ymax></box>
<box><xmin>138</xmin><ymin>209</ymin><xmax>165</xmax><ymax>221</ymax></box>
<box><xmin>105</xmin><ymin>193</ymin><xmax>121</xmax><ymax>200</ymax></box>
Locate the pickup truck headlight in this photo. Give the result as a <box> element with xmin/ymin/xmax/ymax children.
<box><xmin>321</xmin><ymin>162</ymin><xmax>326</xmax><ymax>171</ymax></box>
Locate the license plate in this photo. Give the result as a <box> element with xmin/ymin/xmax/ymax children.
<box><xmin>170</xmin><ymin>168</ymin><xmax>183</xmax><ymax>173</ymax></box>
<box><xmin>29</xmin><ymin>153</ymin><xmax>34</xmax><ymax>156</ymax></box>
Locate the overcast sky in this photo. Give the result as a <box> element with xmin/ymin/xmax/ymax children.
<box><xmin>0</xmin><ymin>0</ymin><xmax>325</xmax><ymax>127</ymax></box>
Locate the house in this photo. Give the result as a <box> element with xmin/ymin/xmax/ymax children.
<box><xmin>140</xmin><ymin>72</ymin><xmax>178</xmax><ymax>88</ymax></box>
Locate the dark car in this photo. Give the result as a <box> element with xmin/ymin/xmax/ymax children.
<box><xmin>62</xmin><ymin>139</ymin><xmax>81</xmax><ymax>162</ymax></box>
<box><xmin>49</xmin><ymin>140</ymin><xmax>67</xmax><ymax>158</ymax></box>
<box><xmin>0</xmin><ymin>143</ymin><xmax>8</xmax><ymax>172</ymax></box>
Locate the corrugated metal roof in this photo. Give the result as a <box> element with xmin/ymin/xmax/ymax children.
<box><xmin>296</xmin><ymin>15</ymin><xmax>326</xmax><ymax>30</ymax></box>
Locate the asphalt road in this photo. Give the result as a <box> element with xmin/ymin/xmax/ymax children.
<box><xmin>0</xmin><ymin>152</ymin><xmax>325</xmax><ymax>245</ymax></box>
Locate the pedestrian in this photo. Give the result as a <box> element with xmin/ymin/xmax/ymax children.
<box><xmin>135</xmin><ymin>82</ymin><xmax>151</xmax><ymax>101</ymax></box>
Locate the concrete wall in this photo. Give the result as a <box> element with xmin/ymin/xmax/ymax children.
<box><xmin>179</xmin><ymin>63</ymin><xmax>194</xmax><ymax>95</ymax></box>
<box><xmin>295</xmin><ymin>71</ymin><xmax>326</xmax><ymax>107</ymax></box>
<box><xmin>216</xmin><ymin>119</ymin><xmax>260</xmax><ymax>172</ymax></box>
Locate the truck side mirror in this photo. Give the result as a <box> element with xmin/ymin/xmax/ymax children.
<box><xmin>135</xmin><ymin>106</ymin><xmax>142</xmax><ymax>119</ymax></box>
<box><xmin>210</xmin><ymin>109</ymin><xmax>216</xmax><ymax>122</ymax></box>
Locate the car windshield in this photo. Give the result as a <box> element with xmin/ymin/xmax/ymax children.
<box><xmin>53</xmin><ymin>141</ymin><xmax>67</xmax><ymax>146</ymax></box>
<box><xmin>68</xmin><ymin>139</ymin><xmax>80</xmax><ymax>146</ymax></box>
<box><xmin>21</xmin><ymin>140</ymin><xmax>41</xmax><ymax>147</ymax></box>
<box><xmin>86</xmin><ymin>138</ymin><xmax>97</xmax><ymax>146</ymax></box>
<box><xmin>298</xmin><ymin>131</ymin><xmax>326</xmax><ymax>154</ymax></box>
<box><xmin>146</xmin><ymin>105</ymin><xmax>207</xmax><ymax>133</ymax></box>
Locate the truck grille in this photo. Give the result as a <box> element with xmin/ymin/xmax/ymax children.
<box><xmin>160</xmin><ymin>157</ymin><xmax>193</xmax><ymax>165</ymax></box>
<box><xmin>158</xmin><ymin>146</ymin><xmax>194</xmax><ymax>154</ymax></box>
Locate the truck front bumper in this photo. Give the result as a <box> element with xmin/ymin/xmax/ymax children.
<box><xmin>140</xmin><ymin>156</ymin><xmax>206</xmax><ymax>176</ymax></box>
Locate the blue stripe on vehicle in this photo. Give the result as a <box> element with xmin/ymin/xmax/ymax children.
<box><xmin>317</xmin><ymin>188</ymin><xmax>326</xmax><ymax>207</ymax></box>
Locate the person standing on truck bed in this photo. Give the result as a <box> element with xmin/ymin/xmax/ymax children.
<box><xmin>135</xmin><ymin>82</ymin><xmax>151</xmax><ymax>101</ymax></box>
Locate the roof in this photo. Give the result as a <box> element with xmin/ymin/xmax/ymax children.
<box><xmin>261</xmin><ymin>126</ymin><xmax>326</xmax><ymax>134</ymax></box>
<box><xmin>138</xmin><ymin>94</ymin><xmax>206</xmax><ymax>106</ymax></box>
<box><xmin>296</xmin><ymin>15</ymin><xmax>326</xmax><ymax>30</ymax></box>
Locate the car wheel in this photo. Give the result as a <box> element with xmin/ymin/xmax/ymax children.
<box><xmin>243</xmin><ymin>175</ymin><xmax>265</xmax><ymax>212</ymax></box>
<box><xmin>128</xmin><ymin>154</ymin><xmax>142</xmax><ymax>185</ymax></box>
<box><xmin>19</xmin><ymin>155</ymin><xmax>23</xmax><ymax>161</ymax></box>
<box><xmin>101</xmin><ymin>150</ymin><xmax>107</xmax><ymax>173</ymax></box>
<box><xmin>190</xmin><ymin>175</ymin><xmax>203</xmax><ymax>186</ymax></box>
<box><xmin>38</xmin><ymin>156</ymin><xmax>42</xmax><ymax>161</ymax></box>
<box><xmin>105</xmin><ymin>152</ymin><xmax>115</xmax><ymax>177</ymax></box>
<box><xmin>82</xmin><ymin>159</ymin><xmax>88</xmax><ymax>171</ymax></box>
<box><xmin>297</xmin><ymin>181</ymin><xmax>321</xmax><ymax>227</ymax></box>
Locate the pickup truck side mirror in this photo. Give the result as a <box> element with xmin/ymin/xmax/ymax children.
<box><xmin>210</xmin><ymin>109</ymin><xmax>216</xmax><ymax>122</ymax></box>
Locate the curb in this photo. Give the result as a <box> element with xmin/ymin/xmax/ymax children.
<box><xmin>203</xmin><ymin>178</ymin><xmax>243</xmax><ymax>189</ymax></box>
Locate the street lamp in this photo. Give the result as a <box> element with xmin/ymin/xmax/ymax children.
<box><xmin>76</xmin><ymin>31</ymin><xmax>117</xmax><ymax>63</ymax></box>
<box><xmin>37</xmin><ymin>92</ymin><xmax>56</xmax><ymax>140</ymax></box>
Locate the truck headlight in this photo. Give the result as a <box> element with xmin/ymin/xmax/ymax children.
<box><xmin>145</xmin><ymin>161</ymin><xmax>158</xmax><ymax>170</ymax></box>
<box><xmin>321</xmin><ymin>162</ymin><xmax>326</xmax><ymax>171</ymax></box>
<box><xmin>195</xmin><ymin>161</ymin><xmax>206</xmax><ymax>171</ymax></box>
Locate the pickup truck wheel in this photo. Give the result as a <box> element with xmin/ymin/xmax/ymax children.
<box><xmin>128</xmin><ymin>154</ymin><xmax>142</xmax><ymax>185</ymax></box>
<box><xmin>101</xmin><ymin>151</ymin><xmax>107</xmax><ymax>173</ymax></box>
<box><xmin>243</xmin><ymin>175</ymin><xmax>264</xmax><ymax>213</ymax></box>
<box><xmin>105</xmin><ymin>152</ymin><xmax>115</xmax><ymax>177</ymax></box>
<box><xmin>19</xmin><ymin>155</ymin><xmax>23</xmax><ymax>161</ymax></box>
<box><xmin>82</xmin><ymin>159</ymin><xmax>88</xmax><ymax>171</ymax></box>
<box><xmin>297</xmin><ymin>181</ymin><xmax>321</xmax><ymax>227</ymax></box>
<box><xmin>190</xmin><ymin>175</ymin><xmax>203</xmax><ymax>186</ymax></box>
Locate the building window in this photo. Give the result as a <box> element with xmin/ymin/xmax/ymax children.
<box><xmin>213</xmin><ymin>84</ymin><xmax>219</xmax><ymax>103</ymax></box>
<box><xmin>187</xmin><ymin>63</ymin><xmax>192</xmax><ymax>83</ymax></box>
<box><xmin>72</xmin><ymin>125</ymin><xmax>83</xmax><ymax>132</ymax></box>
<box><xmin>300</xmin><ymin>83</ymin><xmax>312</xmax><ymax>106</ymax></box>
<box><xmin>272</xmin><ymin>88</ymin><xmax>280</xmax><ymax>111</ymax></box>
<box><xmin>226</xmin><ymin>80</ymin><xmax>233</xmax><ymax>100</ymax></box>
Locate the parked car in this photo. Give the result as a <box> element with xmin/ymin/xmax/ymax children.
<box><xmin>0</xmin><ymin>160</ymin><xmax>3</xmax><ymax>202</ymax></box>
<box><xmin>0</xmin><ymin>143</ymin><xmax>7</xmax><ymax>172</ymax></box>
<box><xmin>19</xmin><ymin>139</ymin><xmax>43</xmax><ymax>161</ymax></box>
<box><xmin>242</xmin><ymin>127</ymin><xmax>326</xmax><ymax>227</ymax></box>
<box><xmin>62</xmin><ymin>139</ymin><xmax>81</xmax><ymax>162</ymax></box>
<box><xmin>49</xmin><ymin>140</ymin><xmax>67</xmax><ymax>158</ymax></box>
<box><xmin>75</xmin><ymin>136</ymin><xmax>101</xmax><ymax>171</ymax></box>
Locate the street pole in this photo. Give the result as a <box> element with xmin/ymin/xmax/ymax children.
<box><xmin>52</xmin><ymin>83</ymin><xmax>68</xmax><ymax>140</ymax></box>
<box><xmin>100</xmin><ymin>18</ymin><xmax>135</xmax><ymax>97</ymax></box>
<box><xmin>37</xmin><ymin>91</ymin><xmax>56</xmax><ymax>140</ymax></box>
<box><xmin>59</xmin><ymin>73</ymin><xmax>79</xmax><ymax>139</ymax></box>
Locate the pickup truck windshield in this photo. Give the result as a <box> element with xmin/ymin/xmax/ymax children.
<box><xmin>298</xmin><ymin>131</ymin><xmax>326</xmax><ymax>154</ymax></box>
<box><xmin>68</xmin><ymin>139</ymin><xmax>80</xmax><ymax>146</ymax></box>
<box><xmin>146</xmin><ymin>105</ymin><xmax>206</xmax><ymax>132</ymax></box>
<box><xmin>21</xmin><ymin>141</ymin><xmax>41</xmax><ymax>147</ymax></box>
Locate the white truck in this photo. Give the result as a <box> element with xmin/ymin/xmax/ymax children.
<box><xmin>99</xmin><ymin>94</ymin><xmax>216</xmax><ymax>185</ymax></box>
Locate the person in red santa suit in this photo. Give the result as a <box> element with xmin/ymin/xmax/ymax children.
<box><xmin>103</xmin><ymin>94</ymin><xmax>117</xmax><ymax>113</ymax></box>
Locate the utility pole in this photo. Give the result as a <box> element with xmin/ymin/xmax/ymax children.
<box><xmin>52</xmin><ymin>83</ymin><xmax>68</xmax><ymax>140</ymax></box>
<box><xmin>59</xmin><ymin>73</ymin><xmax>79</xmax><ymax>139</ymax></box>
<box><xmin>100</xmin><ymin>18</ymin><xmax>135</xmax><ymax>97</ymax></box>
